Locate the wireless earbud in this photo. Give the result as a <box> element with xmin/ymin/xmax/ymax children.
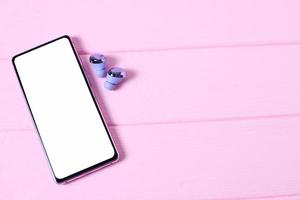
<box><xmin>89</xmin><ymin>54</ymin><xmax>107</xmax><ymax>77</ymax></box>
<box><xmin>104</xmin><ymin>67</ymin><xmax>127</xmax><ymax>90</ymax></box>
<box><xmin>90</xmin><ymin>54</ymin><xmax>127</xmax><ymax>90</ymax></box>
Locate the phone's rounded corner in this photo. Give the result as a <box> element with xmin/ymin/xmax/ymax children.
<box><xmin>61</xmin><ymin>35</ymin><xmax>71</xmax><ymax>41</ymax></box>
<box><xmin>12</xmin><ymin>55</ymin><xmax>22</xmax><ymax>75</ymax></box>
<box><xmin>11</xmin><ymin>55</ymin><xmax>17</xmax><ymax>64</ymax></box>
<box><xmin>55</xmin><ymin>177</ymin><xmax>65</xmax><ymax>184</ymax></box>
<box><xmin>12</xmin><ymin>54</ymin><xmax>20</xmax><ymax>68</ymax></box>
<box><xmin>58</xmin><ymin>35</ymin><xmax>73</xmax><ymax>45</ymax></box>
<box><xmin>111</xmin><ymin>150</ymin><xmax>119</xmax><ymax>163</ymax></box>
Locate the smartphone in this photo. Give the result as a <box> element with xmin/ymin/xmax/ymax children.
<box><xmin>12</xmin><ymin>35</ymin><xmax>118</xmax><ymax>183</ymax></box>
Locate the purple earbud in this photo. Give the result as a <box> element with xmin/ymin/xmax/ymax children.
<box><xmin>89</xmin><ymin>54</ymin><xmax>107</xmax><ymax>77</ymax></box>
<box><xmin>104</xmin><ymin>67</ymin><xmax>127</xmax><ymax>90</ymax></box>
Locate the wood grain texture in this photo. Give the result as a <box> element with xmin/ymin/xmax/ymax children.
<box><xmin>1</xmin><ymin>0</ymin><xmax>300</xmax><ymax>199</ymax></box>
<box><xmin>0</xmin><ymin>0</ymin><xmax>300</xmax><ymax>58</ymax></box>
<box><xmin>2</xmin><ymin>45</ymin><xmax>300</xmax><ymax>130</ymax></box>
<box><xmin>1</xmin><ymin>118</ymin><xmax>300</xmax><ymax>199</ymax></box>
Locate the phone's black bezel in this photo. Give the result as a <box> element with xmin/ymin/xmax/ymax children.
<box><xmin>12</xmin><ymin>35</ymin><xmax>119</xmax><ymax>183</ymax></box>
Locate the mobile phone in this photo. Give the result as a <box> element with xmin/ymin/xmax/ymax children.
<box><xmin>12</xmin><ymin>35</ymin><xmax>118</xmax><ymax>183</ymax></box>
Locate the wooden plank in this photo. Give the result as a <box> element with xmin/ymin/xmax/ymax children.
<box><xmin>1</xmin><ymin>45</ymin><xmax>300</xmax><ymax>130</ymax></box>
<box><xmin>0</xmin><ymin>59</ymin><xmax>34</xmax><ymax>130</ymax></box>
<box><xmin>1</xmin><ymin>118</ymin><xmax>300</xmax><ymax>199</ymax></box>
<box><xmin>0</xmin><ymin>0</ymin><xmax>300</xmax><ymax>58</ymax></box>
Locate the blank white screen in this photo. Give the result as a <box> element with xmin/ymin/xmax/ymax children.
<box><xmin>14</xmin><ymin>37</ymin><xmax>115</xmax><ymax>179</ymax></box>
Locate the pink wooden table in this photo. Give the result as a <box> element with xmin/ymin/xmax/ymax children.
<box><xmin>1</xmin><ymin>0</ymin><xmax>300</xmax><ymax>199</ymax></box>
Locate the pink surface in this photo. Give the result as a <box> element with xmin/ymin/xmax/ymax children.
<box><xmin>2</xmin><ymin>46</ymin><xmax>300</xmax><ymax>129</ymax></box>
<box><xmin>1</xmin><ymin>119</ymin><xmax>300</xmax><ymax>199</ymax></box>
<box><xmin>1</xmin><ymin>0</ymin><xmax>300</xmax><ymax>199</ymax></box>
<box><xmin>1</xmin><ymin>0</ymin><xmax>300</xmax><ymax>58</ymax></box>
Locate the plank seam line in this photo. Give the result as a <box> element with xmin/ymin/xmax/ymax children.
<box><xmin>205</xmin><ymin>192</ymin><xmax>300</xmax><ymax>200</ymax></box>
<box><xmin>108</xmin><ymin>112</ymin><xmax>300</xmax><ymax>127</ymax></box>
<box><xmin>2</xmin><ymin>112</ymin><xmax>300</xmax><ymax>132</ymax></box>
<box><xmin>76</xmin><ymin>41</ymin><xmax>300</xmax><ymax>55</ymax></box>
<box><xmin>1</xmin><ymin>41</ymin><xmax>300</xmax><ymax>60</ymax></box>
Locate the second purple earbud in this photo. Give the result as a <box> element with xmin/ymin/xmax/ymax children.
<box><xmin>104</xmin><ymin>67</ymin><xmax>127</xmax><ymax>90</ymax></box>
